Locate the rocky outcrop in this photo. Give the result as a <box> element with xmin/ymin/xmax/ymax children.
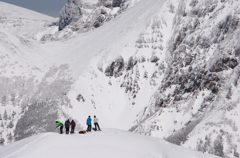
<box><xmin>59</xmin><ymin>0</ymin><xmax>83</xmax><ymax>31</ymax></box>
<box><xmin>112</xmin><ymin>0</ymin><xmax>123</xmax><ymax>7</ymax></box>
<box><xmin>58</xmin><ymin>0</ymin><xmax>131</xmax><ymax>32</ymax></box>
<box><xmin>41</xmin><ymin>0</ymin><xmax>136</xmax><ymax>41</ymax></box>
<box><xmin>105</xmin><ymin>56</ymin><xmax>125</xmax><ymax>77</ymax></box>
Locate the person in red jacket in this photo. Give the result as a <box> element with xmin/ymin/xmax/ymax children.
<box><xmin>70</xmin><ymin>120</ymin><xmax>76</xmax><ymax>134</ymax></box>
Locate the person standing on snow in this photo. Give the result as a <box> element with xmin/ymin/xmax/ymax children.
<box><xmin>56</xmin><ymin>121</ymin><xmax>63</xmax><ymax>134</ymax></box>
<box><xmin>70</xmin><ymin>119</ymin><xmax>76</xmax><ymax>133</ymax></box>
<box><xmin>86</xmin><ymin>116</ymin><xmax>92</xmax><ymax>132</ymax></box>
<box><xmin>65</xmin><ymin>119</ymin><xmax>71</xmax><ymax>134</ymax></box>
<box><xmin>94</xmin><ymin>115</ymin><xmax>101</xmax><ymax>131</ymax></box>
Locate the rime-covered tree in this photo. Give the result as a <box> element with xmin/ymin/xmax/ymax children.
<box><xmin>8</xmin><ymin>115</ymin><xmax>11</xmax><ymax>120</ymax></box>
<box><xmin>2</xmin><ymin>96</ymin><xmax>6</xmax><ymax>105</ymax></box>
<box><xmin>3</xmin><ymin>110</ymin><xmax>7</xmax><ymax>121</ymax></box>
<box><xmin>0</xmin><ymin>137</ymin><xmax>5</xmax><ymax>145</ymax></box>
<box><xmin>7</xmin><ymin>121</ymin><xmax>14</xmax><ymax>128</ymax></box>
<box><xmin>0</xmin><ymin>114</ymin><xmax>2</xmax><ymax>120</ymax></box>
<box><xmin>12</xmin><ymin>111</ymin><xmax>16</xmax><ymax>118</ymax></box>
<box><xmin>7</xmin><ymin>132</ymin><xmax>13</xmax><ymax>143</ymax></box>
<box><xmin>10</xmin><ymin>94</ymin><xmax>15</xmax><ymax>106</ymax></box>
<box><xmin>214</xmin><ymin>135</ymin><xmax>224</xmax><ymax>157</ymax></box>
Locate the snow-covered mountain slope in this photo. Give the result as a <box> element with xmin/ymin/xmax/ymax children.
<box><xmin>0</xmin><ymin>2</ymin><xmax>53</xmax><ymax>20</ymax></box>
<box><xmin>0</xmin><ymin>2</ymin><xmax>56</xmax><ymax>39</ymax></box>
<box><xmin>52</xmin><ymin>0</ymin><xmax>167</xmax><ymax>129</ymax></box>
<box><xmin>0</xmin><ymin>129</ymin><xmax>219</xmax><ymax>158</ymax></box>
<box><xmin>39</xmin><ymin>0</ymin><xmax>142</xmax><ymax>41</ymax></box>
<box><xmin>0</xmin><ymin>0</ymin><xmax>165</xmax><ymax>146</ymax></box>
<box><xmin>0</xmin><ymin>0</ymin><xmax>240</xmax><ymax>157</ymax></box>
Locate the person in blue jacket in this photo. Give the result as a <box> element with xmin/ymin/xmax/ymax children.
<box><xmin>86</xmin><ymin>116</ymin><xmax>92</xmax><ymax>132</ymax></box>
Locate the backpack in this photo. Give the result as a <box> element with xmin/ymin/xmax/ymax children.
<box><xmin>79</xmin><ymin>131</ymin><xmax>86</xmax><ymax>134</ymax></box>
<box><xmin>65</xmin><ymin>121</ymin><xmax>70</xmax><ymax>128</ymax></box>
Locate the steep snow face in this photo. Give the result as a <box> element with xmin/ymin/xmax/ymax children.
<box><xmin>61</xmin><ymin>0</ymin><xmax>167</xmax><ymax>130</ymax></box>
<box><xmin>126</xmin><ymin>0</ymin><xmax>240</xmax><ymax>157</ymax></box>
<box><xmin>0</xmin><ymin>129</ymin><xmax>219</xmax><ymax>158</ymax></box>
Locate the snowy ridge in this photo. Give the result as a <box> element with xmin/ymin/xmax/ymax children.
<box><xmin>0</xmin><ymin>129</ymin><xmax>219</xmax><ymax>158</ymax></box>
<box><xmin>0</xmin><ymin>2</ymin><xmax>56</xmax><ymax>39</ymax></box>
<box><xmin>0</xmin><ymin>2</ymin><xmax>54</xmax><ymax>20</ymax></box>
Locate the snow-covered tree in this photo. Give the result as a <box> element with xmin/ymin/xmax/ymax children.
<box><xmin>12</xmin><ymin>111</ymin><xmax>16</xmax><ymax>118</ymax></box>
<box><xmin>10</xmin><ymin>94</ymin><xmax>15</xmax><ymax>106</ymax></box>
<box><xmin>3</xmin><ymin>110</ymin><xmax>7</xmax><ymax>121</ymax></box>
<box><xmin>7</xmin><ymin>132</ymin><xmax>13</xmax><ymax>143</ymax></box>
<box><xmin>8</xmin><ymin>115</ymin><xmax>11</xmax><ymax>120</ymax></box>
<box><xmin>0</xmin><ymin>137</ymin><xmax>5</xmax><ymax>145</ymax></box>
<box><xmin>2</xmin><ymin>96</ymin><xmax>6</xmax><ymax>105</ymax></box>
<box><xmin>1</xmin><ymin>122</ymin><xmax>4</xmax><ymax>128</ymax></box>
<box><xmin>7</xmin><ymin>121</ymin><xmax>14</xmax><ymax>128</ymax></box>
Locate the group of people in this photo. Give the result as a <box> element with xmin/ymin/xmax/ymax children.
<box><xmin>86</xmin><ymin>115</ymin><xmax>101</xmax><ymax>132</ymax></box>
<box><xmin>56</xmin><ymin>119</ymin><xmax>76</xmax><ymax>134</ymax></box>
<box><xmin>56</xmin><ymin>115</ymin><xmax>101</xmax><ymax>134</ymax></box>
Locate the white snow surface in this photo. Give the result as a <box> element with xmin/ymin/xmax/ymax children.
<box><xmin>0</xmin><ymin>129</ymin><xmax>219</xmax><ymax>158</ymax></box>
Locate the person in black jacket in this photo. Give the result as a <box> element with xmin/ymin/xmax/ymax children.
<box><xmin>70</xmin><ymin>120</ymin><xmax>76</xmax><ymax>134</ymax></box>
<box><xmin>65</xmin><ymin>119</ymin><xmax>70</xmax><ymax>134</ymax></box>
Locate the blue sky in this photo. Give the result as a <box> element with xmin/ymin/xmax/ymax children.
<box><xmin>1</xmin><ymin>0</ymin><xmax>67</xmax><ymax>17</ymax></box>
